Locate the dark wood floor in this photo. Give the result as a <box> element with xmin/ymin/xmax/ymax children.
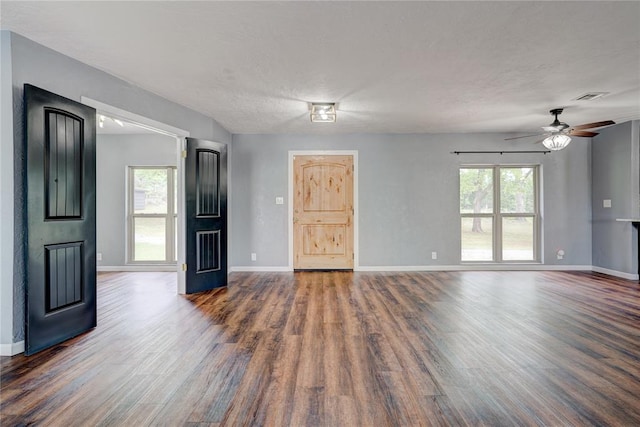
<box><xmin>1</xmin><ymin>271</ymin><xmax>640</xmax><ymax>426</ymax></box>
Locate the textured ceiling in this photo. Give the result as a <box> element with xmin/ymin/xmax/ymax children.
<box><xmin>2</xmin><ymin>1</ymin><xmax>639</xmax><ymax>135</ymax></box>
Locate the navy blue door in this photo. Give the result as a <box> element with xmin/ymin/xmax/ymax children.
<box><xmin>24</xmin><ymin>85</ymin><xmax>97</xmax><ymax>355</ymax></box>
<box><xmin>185</xmin><ymin>138</ymin><xmax>227</xmax><ymax>293</ymax></box>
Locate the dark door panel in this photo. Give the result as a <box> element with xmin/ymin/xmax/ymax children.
<box><xmin>185</xmin><ymin>138</ymin><xmax>227</xmax><ymax>293</ymax></box>
<box><xmin>25</xmin><ymin>84</ymin><xmax>97</xmax><ymax>355</ymax></box>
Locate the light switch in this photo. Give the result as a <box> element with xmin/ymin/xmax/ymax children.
<box><xmin>275</xmin><ymin>197</ymin><xmax>284</xmax><ymax>205</ymax></box>
<box><xmin>603</xmin><ymin>199</ymin><xmax>612</xmax><ymax>208</ymax></box>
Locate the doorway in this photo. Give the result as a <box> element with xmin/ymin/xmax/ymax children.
<box><xmin>288</xmin><ymin>151</ymin><xmax>358</xmax><ymax>270</ymax></box>
<box><xmin>81</xmin><ymin>97</ymin><xmax>189</xmax><ymax>293</ymax></box>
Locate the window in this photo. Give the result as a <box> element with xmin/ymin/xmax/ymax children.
<box><xmin>128</xmin><ymin>166</ymin><xmax>177</xmax><ymax>263</ymax></box>
<box><xmin>460</xmin><ymin>166</ymin><xmax>539</xmax><ymax>262</ymax></box>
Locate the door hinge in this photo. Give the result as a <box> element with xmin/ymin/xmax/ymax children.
<box><xmin>181</xmin><ymin>150</ymin><xmax>187</xmax><ymax>158</ymax></box>
<box><xmin>181</xmin><ymin>263</ymin><xmax>187</xmax><ymax>271</ymax></box>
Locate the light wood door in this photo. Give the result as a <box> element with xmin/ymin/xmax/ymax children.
<box><xmin>293</xmin><ymin>155</ymin><xmax>354</xmax><ymax>269</ymax></box>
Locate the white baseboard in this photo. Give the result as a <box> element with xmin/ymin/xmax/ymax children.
<box><xmin>356</xmin><ymin>264</ymin><xmax>594</xmax><ymax>272</ymax></box>
<box><xmin>99</xmin><ymin>264</ymin><xmax>636</xmax><ymax>280</ymax></box>
<box><xmin>98</xmin><ymin>265</ymin><xmax>177</xmax><ymax>272</ymax></box>
<box><xmin>0</xmin><ymin>340</ymin><xmax>24</xmax><ymax>356</ymax></box>
<box><xmin>228</xmin><ymin>264</ymin><xmax>598</xmax><ymax>273</ymax></box>
<box><xmin>229</xmin><ymin>266</ymin><xmax>292</xmax><ymax>272</ymax></box>
<box><xmin>592</xmin><ymin>266</ymin><xmax>639</xmax><ymax>281</ymax></box>
<box><xmin>357</xmin><ymin>265</ymin><xmax>439</xmax><ymax>272</ymax></box>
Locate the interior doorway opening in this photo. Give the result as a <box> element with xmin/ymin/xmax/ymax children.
<box><xmin>82</xmin><ymin>97</ymin><xmax>189</xmax><ymax>294</ymax></box>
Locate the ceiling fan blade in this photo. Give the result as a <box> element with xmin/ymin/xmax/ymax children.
<box><xmin>569</xmin><ymin>130</ymin><xmax>598</xmax><ymax>137</ymax></box>
<box><xmin>504</xmin><ymin>133</ymin><xmax>546</xmax><ymax>141</ymax></box>
<box><xmin>571</xmin><ymin>120</ymin><xmax>615</xmax><ymax>130</ymax></box>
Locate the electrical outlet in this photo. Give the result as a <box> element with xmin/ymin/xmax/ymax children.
<box><xmin>557</xmin><ymin>249</ymin><xmax>565</xmax><ymax>260</ymax></box>
<box><xmin>275</xmin><ymin>196</ymin><xmax>284</xmax><ymax>205</ymax></box>
<box><xmin>431</xmin><ymin>251</ymin><xmax>437</xmax><ymax>260</ymax></box>
<box><xmin>251</xmin><ymin>253</ymin><xmax>257</xmax><ymax>261</ymax></box>
<box><xmin>603</xmin><ymin>199</ymin><xmax>612</xmax><ymax>208</ymax></box>
<box><xmin>96</xmin><ymin>253</ymin><xmax>102</xmax><ymax>261</ymax></box>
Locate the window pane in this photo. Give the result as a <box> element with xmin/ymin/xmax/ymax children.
<box><xmin>502</xmin><ymin>217</ymin><xmax>535</xmax><ymax>260</ymax></box>
<box><xmin>460</xmin><ymin>168</ymin><xmax>493</xmax><ymax>214</ymax></box>
<box><xmin>500</xmin><ymin>168</ymin><xmax>534</xmax><ymax>213</ymax></box>
<box><xmin>461</xmin><ymin>217</ymin><xmax>493</xmax><ymax>261</ymax></box>
<box><xmin>134</xmin><ymin>217</ymin><xmax>166</xmax><ymax>261</ymax></box>
<box><xmin>133</xmin><ymin>169</ymin><xmax>168</xmax><ymax>214</ymax></box>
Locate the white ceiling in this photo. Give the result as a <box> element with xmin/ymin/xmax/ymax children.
<box><xmin>2</xmin><ymin>1</ymin><xmax>639</xmax><ymax>135</ymax></box>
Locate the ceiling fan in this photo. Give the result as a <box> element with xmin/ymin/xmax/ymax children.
<box><xmin>505</xmin><ymin>108</ymin><xmax>615</xmax><ymax>150</ymax></box>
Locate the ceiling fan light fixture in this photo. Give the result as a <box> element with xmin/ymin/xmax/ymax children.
<box><xmin>310</xmin><ymin>103</ymin><xmax>336</xmax><ymax>123</ymax></box>
<box><xmin>542</xmin><ymin>134</ymin><xmax>571</xmax><ymax>151</ymax></box>
<box><xmin>547</xmin><ymin>108</ymin><xmax>569</xmax><ymax>131</ymax></box>
<box><xmin>548</xmin><ymin>121</ymin><xmax>569</xmax><ymax>132</ymax></box>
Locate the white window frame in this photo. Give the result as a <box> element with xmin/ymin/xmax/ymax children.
<box><xmin>127</xmin><ymin>166</ymin><xmax>178</xmax><ymax>264</ymax></box>
<box><xmin>460</xmin><ymin>164</ymin><xmax>540</xmax><ymax>263</ymax></box>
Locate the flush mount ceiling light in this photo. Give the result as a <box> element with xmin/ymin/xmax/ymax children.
<box><xmin>542</xmin><ymin>134</ymin><xmax>572</xmax><ymax>151</ymax></box>
<box><xmin>310</xmin><ymin>103</ymin><xmax>336</xmax><ymax>123</ymax></box>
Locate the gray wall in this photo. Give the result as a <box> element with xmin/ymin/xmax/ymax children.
<box><xmin>1</xmin><ymin>31</ymin><xmax>15</xmax><ymax>349</ymax></box>
<box><xmin>591</xmin><ymin>121</ymin><xmax>640</xmax><ymax>275</ymax></box>
<box><xmin>2</xmin><ymin>31</ymin><xmax>231</xmax><ymax>347</ymax></box>
<box><xmin>231</xmin><ymin>133</ymin><xmax>593</xmax><ymax>268</ymax></box>
<box><xmin>97</xmin><ymin>133</ymin><xmax>177</xmax><ymax>267</ymax></box>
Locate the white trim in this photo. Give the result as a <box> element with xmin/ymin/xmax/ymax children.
<box><xmin>356</xmin><ymin>264</ymin><xmax>594</xmax><ymax>272</ymax></box>
<box><xmin>177</xmin><ymin>137</ymin><xmax>187</xmax><ymax>294</ymax></box>
<box><xmin>0</xmin><ymin>340</ymin><xmax>25</xmax><ymax>356</ymax></box>
<box><xmin>592</xmin><ymin>266</ymin><xmax>639</xmax><ymax>281</ymax></box>
<box><xmin>227</xmin><ymin>264</ymin><xmax>602</xmax><ymax>273</ymax></box>
<box><xmin>97</xmin><ymin>263</ymin><xmax>637</xmax><ymax>277</ymax></box>
<box><xmin>229</xmin><ymin>266</ymin><xmax>292</xmax><ymax>272</ymax></box>
<box><xmin>97</xmin><ymin>265</ymin><xmax>178</xmax><ymax>272</ymax></box>
<box><xmin>80</xmin><ymin>97</ymin><xmax>189</xmax><ymax>138</ymax></box>
<box><xmin>288</xmin><ymin>150</ymin><xmax>359</xmax><ymax>270</ymax></box>
<box><xmin>631</xmin><ymin>120</ymin><xmax>640</xmax><ymax>219</ymax></box>
<box><xmin>226</xmin><ymin>139</ymin><xmax>233</xmax><ymax>290</ymax></box>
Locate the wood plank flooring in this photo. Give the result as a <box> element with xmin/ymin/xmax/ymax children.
<box><xmin>2</xmin><ymin>270</ymin><xmax>640</xmax><ymax>426</ymax></box>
